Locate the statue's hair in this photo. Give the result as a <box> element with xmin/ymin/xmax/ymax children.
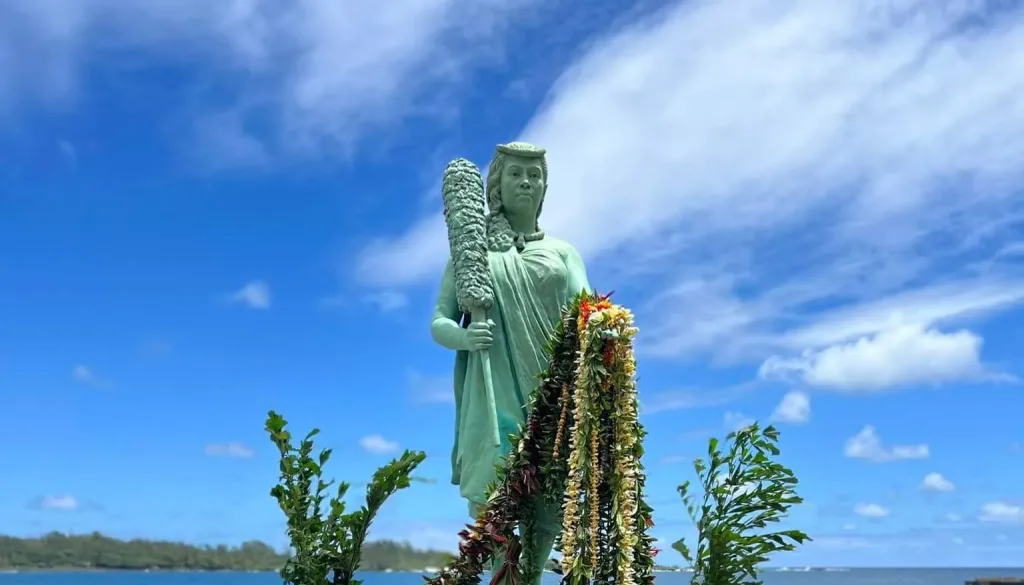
<box><xmin>485</xmin><ymin>144</ymin><xmax>548</xmax><ymax>253</ymax></box>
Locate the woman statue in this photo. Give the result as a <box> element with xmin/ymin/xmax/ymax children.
<box><xmin>430</xmin><ymin>142</ymin><xmax>590</xmax><ymax>581</ymax></box>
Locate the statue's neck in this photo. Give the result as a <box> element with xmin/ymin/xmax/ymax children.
<box><xmin>505</xmin><ymin>211</ymin><xmax>537</xmax><ymax>235</ymax></box>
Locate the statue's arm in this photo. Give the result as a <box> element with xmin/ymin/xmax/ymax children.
<box><xmin>430</xmin><ymin>259</ymin><xmax>470</xmax><ymax>351</ymax></box>
<box><xmin>563</xmin><ymin>244</ymin><xmax>591</xmax><ymax>295</ymax></box>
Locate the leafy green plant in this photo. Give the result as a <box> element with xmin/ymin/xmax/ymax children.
<box><xmin>673</xmin><ymin>423</ymin><xmax>809</xmax><ymax>585</ymax></box>
<box><xmin>265</xmin><ymin>411</ymin><xmax>425</xmax><ymax>585</ymax></box>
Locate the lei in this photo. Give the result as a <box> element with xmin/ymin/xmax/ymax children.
<box><xmin>425</xmin><ymin>292</ymin><xmax>657</xmax><ymax>585</ymax></box>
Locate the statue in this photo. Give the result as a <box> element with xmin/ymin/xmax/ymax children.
<box><xmin>431</xmin><ymin>142</ymin><xmax>590</xmax><ymax>584</ymax></box>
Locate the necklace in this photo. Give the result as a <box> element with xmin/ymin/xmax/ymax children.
<box><xmin>514</xmin><ymin>230</ymin><xmax>545</xmax><ymax>252</ymax></box>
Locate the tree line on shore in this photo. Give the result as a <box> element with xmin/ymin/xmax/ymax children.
<box><xmin>0</xmin><ymin>532</ymin><xmax>453</xmax><ymax>572</ymax></box>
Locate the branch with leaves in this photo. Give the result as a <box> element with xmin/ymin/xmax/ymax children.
<box><xmin>266</xmin><ymin>411</ymin><xmax>426</xmax><ymax>585</ymax></box>
<box><xmin>673</xmin><ymin>423</ymin><xmax>810</xmax><ymax>585</ymax></box>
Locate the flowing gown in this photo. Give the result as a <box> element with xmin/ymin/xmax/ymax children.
<box><xmin>433</xmin><ymin>237</ymin><xmax>590</xmax><ymax>514</ymax></box>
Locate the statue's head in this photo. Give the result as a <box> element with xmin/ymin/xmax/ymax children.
<box><xmin>486</xmin><ymin>142</ymin><xmax>548</xmax><ymax>224</ymax></box>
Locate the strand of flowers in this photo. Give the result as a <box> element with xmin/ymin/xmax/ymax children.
<box><xmin>608</xmin><ymin>308</ymin><xmax>640</xmax><ymax>585</ymax></box>
<box><xmin>561</xmin><ymin>295</ymin><xmax>624</xmax><ymax>584</ymax></box>
<box><xmin>608</xmin><ymin>310</ymin><xmax>656</xmax><ymax>585</ymax></box>
<box><xmin>558</xmin><ymin>323</ymin><xmax>592</xmax><ymax>577</ymax></box>
<box><xmin>551</xmin><ymin>383</ymin><xmax>570</xmax><ymax>461</ymax></box>
<box><xmin>588</xmin><ymin>423</ymin><xmax>600</xmax><ymax>572</ymax></box>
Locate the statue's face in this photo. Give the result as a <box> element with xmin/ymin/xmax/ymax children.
<box><xmin>499</xmin><ymin>154</ymin><xmax>545</xmax><ymax>220</ymax></box>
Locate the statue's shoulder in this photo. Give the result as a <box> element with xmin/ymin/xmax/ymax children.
<box><xmin>544</xmin><ymin>236</ymin><xmax>583</xmax><ymax>261</ymax></box>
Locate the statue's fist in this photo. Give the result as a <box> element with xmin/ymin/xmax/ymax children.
<box><xmin>465</xmin><ymin>320</ymin><xmax>494</xmax><ymax>352</ymax></box>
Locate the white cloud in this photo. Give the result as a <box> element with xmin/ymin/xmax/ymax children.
<box><xmin>359</xmin><ymin>434</ymin><xmax>400</xmax><ymax>455</ymax></box>
<box><xmin>943</xmin><ymin>513</ymin><xmax>963</xmax><ymax>523</ymax></box>
<box><xmin>770</xmin><ymin>390</ymin><xmax>810</xmax><ymax>424</ymax></box>
<box><xmin>71</xmin><ymin>364</ymin><xmax>109</xmax><ymax>388</ymax></box>
<box><xmin>204</xmin><ymin>442</ymin><xmax>255</xmax><ymax>458</ymax></box>
<box><xmin>321</xmin><ymin>290</ymin><xmax>409</xmax><ymax>313</ymax></box>
<box><xmin>920</xmin><ymin>472</ymin><xmax>955</xmax><ymax>492</ymax></box>
<box><xmin>0</xmin><ymin>0</ymin><xmax>540</xmax><ymax>161</ymax></box>
<box><xmin>772</xmin><ymin>282</ymin><xmax>1024</xmax><ymax>351</ymax></box>
<box><xmin>844</xmin><ymin>425</ymin><xmax>929</xmax><ymax>463</ymax></box>
<box><xmin>854</xmin><ymin>503</ymin><xmax>890</xmax><ymax>518</ymax></box>
<box><xmin>979</xmin><ymin>502</ymin><xmax>1024</xmax><ymax>524</ymax></box>
<box><xmin>58</xmin><ymin>139</ymin><xmax>76</xmax><ymax>163</ymax></box>
<box><xmin>759</xmin><ymin>324</ymin><xmax>991</xmax><ymax>391</ymax></box>
<box><xmin>723</xmin><ymin>411</ymin><xmax>755</xmax><ymax>432</ymax></box>
<box><xmin>38</xmin><ymin>495</ymin><xmax>79</xmax><ymax>511</ymax></box>
<box><xmin>407</xmin><ymin>370</ymin><xmax>454</xmax><ymax>404</ymax></box>
<box><xmin>640</xmin><ymin>383</ymin><xmax>755</xmax><ymax>414</ymax></box>
<box><xmin>71</xmin><ymin>364</ymin><xmax>95</xmax><ymax>384</ymax></box>
<box><xmin>842</xmin><ymin>523</ymin><xmax>856</xmax><ymax>531</ymax></box>
<box><xmin>354</xmin><ymin>0</ymin><xmax>1024</xmax><ymax>366</ymax></box>
<box><xmin>357</xmin><ymin>217</ymin><xmax>449</xmax><ymax>288</ymax></box>
<box><xmin>228</xmin><ymin>280</ymin><xmax>271</xmax><ymax>309</ymax></box>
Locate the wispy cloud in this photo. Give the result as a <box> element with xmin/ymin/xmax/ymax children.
<box><xmin>359</xmin><ymin>434</ymin><xmax>399</xmax><ymax>455</ymax></box>
<box><xmin>71</xmin><ymin>364</ymin><xmax>110</xmax><ymax>389</ymax></box>
<box><xmin>26</xmin><ymin>494</ymin><xmax>102</xmax><ymax>512</ymax></box>
<box><xmin>854</xmin><ymin>503</ymin><xmax>890</xmax><ymax>519</ymax></box>
<box><xmin>844</xmin><ymin>425</ymin><xmax>929</xmax><ymax>463</ymax></box>
<box><xmin>204</xmin><ymin>442</ymin><xmax>255</xmax><ymax>458</ymax></box>
<box><xmin>407</xmin><ymin>369</ymin><xmax>453</xmax><ymax>405</ymax></box>
<box><xmin>640</xmin><ymin>382</ymin><xmax>756</xmax><ymax>415</ymax></box>
<box><xmin>354</xmin><ymin>0</ymin><xmax>1024</xmax><ymax>374</ymax></box>
<box><xmin>57</xmin><ymin>139</ymin><xmax>76</xmax><ymax>165</ymax></box>
<box><xmin>321</xmin><ymin>290</ymin><xmax>409</xmax><ymax>314</ymax></box>
<box><xmin>979</xmin><ymin>502</ymin><xmax>1024</xmax><ymax>524</ymax></box>
<box><xmin>723</xmin><ymin>411</ymin><xmax>755</xmax><ymax>432</ymax></box>
<box><xmin>770</xmin><ymin>390</ymin><xmax>811</xmax><ymax>424</ymax></box>
<box><xmin>28</xmin><ymin>494</ymin><xmax>79</xmax><ymax>511</ymax></box>
<box><xmin>920</xmin><ymin>472</ymin><xmax>955</xmax><ymax>492</ymax></box>
<box><xmin>227</xmin><ymin>280</ymin><xmax>271</xmax><ymax>309</ymax></box>
<box><xmin>0</xmin><ymin>0</ymin><xmax>546</xmax><ymax>163</ymax></box>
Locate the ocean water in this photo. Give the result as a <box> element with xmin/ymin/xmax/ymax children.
<box><xmin>3</xmin><ymin>569</ymin><xmax>1024</xmax><ymax>585</ymax></box>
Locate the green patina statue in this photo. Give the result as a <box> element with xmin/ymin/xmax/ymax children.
<box><xmin>430</xmin><ymin>142</ymin><xmax>590</xmax><ymax>583</ymax></box>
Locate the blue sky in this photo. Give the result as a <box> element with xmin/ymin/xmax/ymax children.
<box><xmin>1</xmin><ymin>0</ymin><xmax>1023</xmax><ymax>569</ymax></box>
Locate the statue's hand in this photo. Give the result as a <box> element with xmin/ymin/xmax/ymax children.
<box><xmin>465</xmin><ymin>320</ymin><xmax>494</xmax><ymax>352</ymax></box>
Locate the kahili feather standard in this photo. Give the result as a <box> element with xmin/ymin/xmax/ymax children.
<box><xmin>441</xmin><ymin>159</ymin><xmax>494</xmax><ymax>314</ymax></box>
<box><xmin>441</xmin><ymin>158</ymin><xmax>500</xmax><ymax>447</ymax></box>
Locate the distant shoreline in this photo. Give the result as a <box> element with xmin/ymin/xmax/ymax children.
<box><xmin>0</xmin><ymin>533</ymin><xmax>452</xmax><ymax>575</ymax></box>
